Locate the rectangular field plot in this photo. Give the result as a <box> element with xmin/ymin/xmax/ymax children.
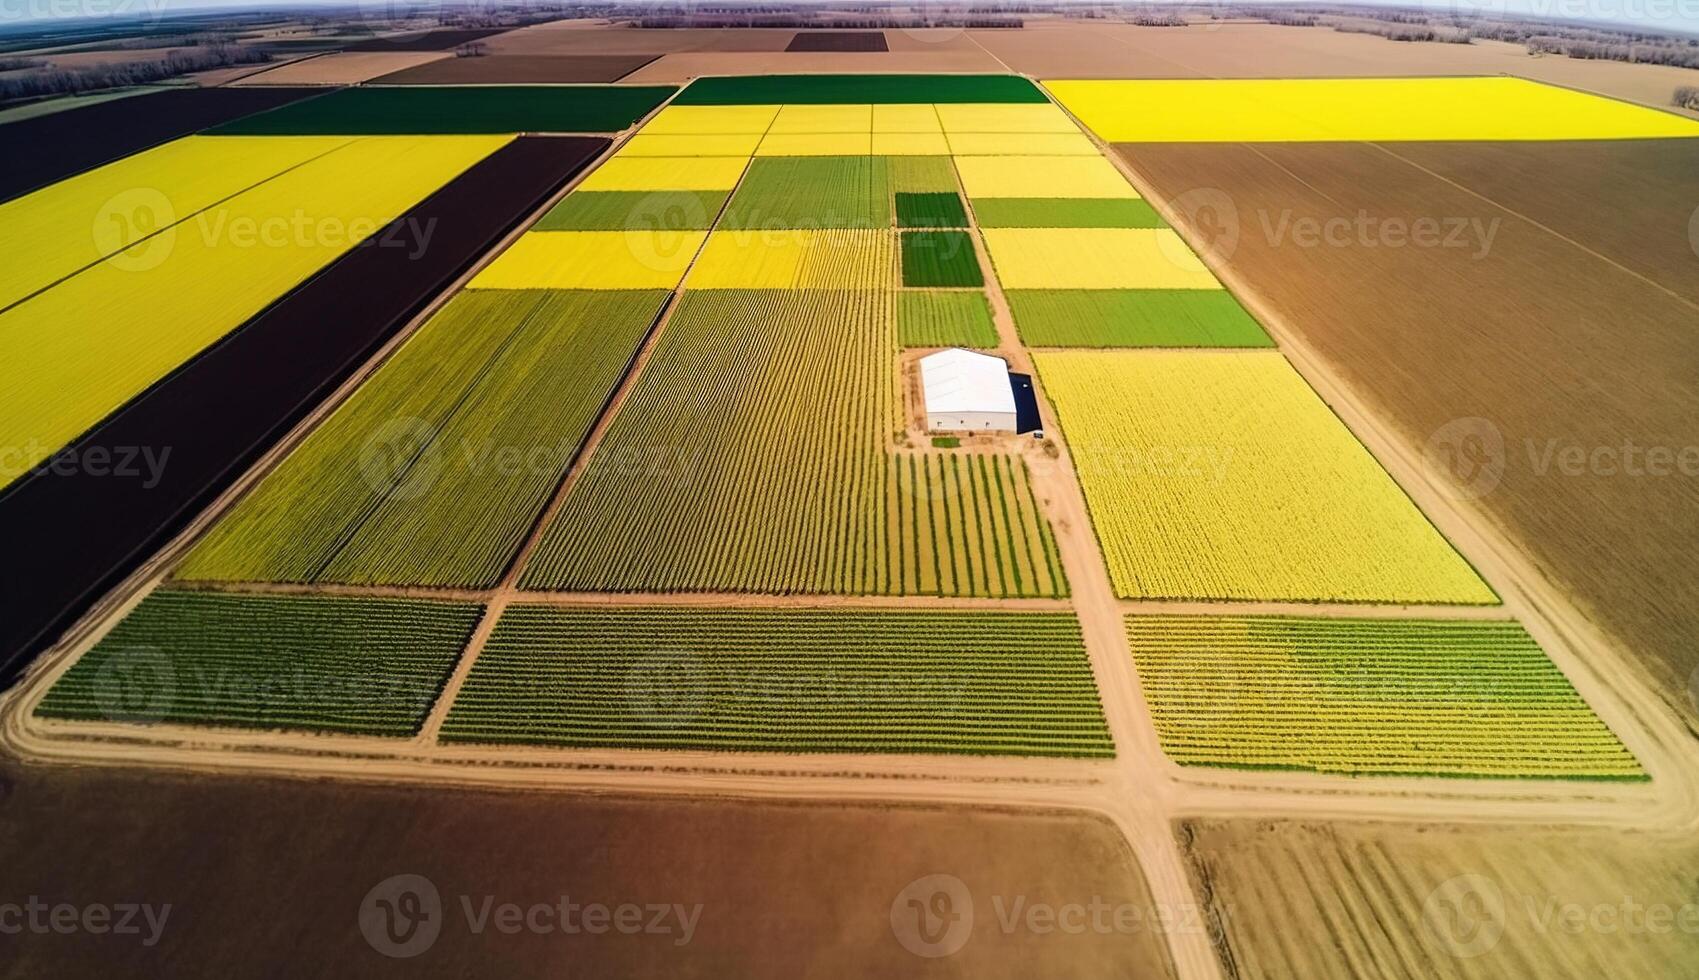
<box><xmin>36</xmin><ymin>591</ymin><xmax>483</xmax><ymax>736</ymax></box>
<box><xmin>972</xmin><ymin>197</ymin><xmax>1165</xmax><ymax>229</ymax></box>
<box><xmin>521</xmin><ymin>290</ymin><xmax>1066</xmax><ymax>597</ymax></box>
<box><xmin>720</xmin><ymin>156</ymin><xmax>892</xmax><ymax>229</ymax></box>
<box><xmin>177</xmin><ymin>290</ymin><xmax>666</xmax><ymax>588</ymax></box>
<box><xmin>896</xmin><ymin>191</ymin><xmax>968</xmax><ymax>228</ymax></box>
<box><xmin>211</xmin><ymin>85</ymin><xmax>675</xmax><ymax>134</ymax></box>
<box><xmin>687</xmin><ymin>230</ymin><xmax>896</xmax><ymax>289</ymax></box>
<box><xmin>576</xmin><ymin>156</ymin><xmax>748</xmax><ymax>191</ymax></box>
<box><xmin>898</xmin><ymin>290</ymin><xmax>999</xmax><ymax>348</ymax></box>
<box><xmin>441</xmin><ymin>607</ymin><xmax>1111</xmax><ymax>756</ymax></box>
<box><xmin>1048</xmin><ymin>77</ymin><xmax>1699</xmax><ymax>143</ymax></box>
<box><xmin>1007</xmin><ymin>290</ymin><xmax>1272</xmax><ymax>348</ymax></box>
<box><xmin>0</xmin><ymin>135</ymin><xmax>505</xmax><ymax>488</ymax></box>
<box><xmin>468</xmin><ymin>230</ymin><xmax>704</xmax><ymax>289</ymax></box>
<box><xmin>637</xmin><ymin>104</ymin><xmax>780</xmax><ymax>135</ymax></box>
<box><xmin>983</xmin><ymin>228</ymin><xmax>1222</xmax><ymax>290</ymax></box>
<box><xmin>1128</xmin><ymin>615</ymin><xmax>1642</xmax><ymax>779</ymax></box>
<box><xmin>533</xmin><ymin>190</ymin><xmax>728</xmax><ymax>231</ymax></box>
<box><xmin>675</xmin><ymin>74</ymin><xmax>1049</xmax><ymax>105</ymax></box>
<box><xmin>1035</xmin><ymin>351</ymin><xmax>1496</xmax><ymax>604</ymax></box>
<box><xmin>955</xmin><ymin>155</ymin><xmax>1136</xmax><ymax>199</ymax></box>
<box><xmin>901</xmin><ymin>231</ymin><xmax>983</xmax><ymax>287</ymax></box>
<box><xmin>617</xmin><ymin>133</ymin><xmax>763</xmax><ymax>157</ymax></box>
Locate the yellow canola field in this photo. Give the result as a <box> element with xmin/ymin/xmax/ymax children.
<box><xmin>768</xmin><ymin>104</ymin><xmax>874</xmax><ymax>133</ymax></box>
<box><xmin>946</xmin><ymin>132</ymin><xmax>1097</xmax><ymax>155</ymax></box>
<box><xmin>686</xmin><ymin>229</ymin><xmax>895</xmax><ymax>289</ymax></box>
<box><xmin>872</xmin><ymin>104</ymin><xmax>942</xmax><ymax>133</ymax></box>
<box><xmin>0</xmin><ymin>135</ymin><xmax>506</xmax><ymax>486</ymax></box>
<box><xmin>954</xmin><ymin>155</ymin><xmax>1135</xmax><ymax>199</ymax></box>
<box><xmin>983</xmin><ymin>228</ymin><xmax>1221</xmax><ymax>290</ymax></box>
<box><xmin>468</xmin><ymin>230</ymin><xmax>704</xmax><ymax>290</ymax></box>
<box><xmin>871</xmin><ymin>133</ymin><xmax>951</xmax><ymax>155</ymax></box>
<box><xmin>577</xmin><ymin>156</ymin><xmax>748</xmax><ymax>191</ymax></box>
<box><xmin>637</xmin><ymin>104</ymin><xmax>780</xmax><ymax>134</ymax></box>
<box><xmin>617</xmin><ymin>133</ymin><xmax>763</xmax><ymax>157</ymax></box>
<box><xmin>1046</xmin><ymin>77</ymin><xmax>1699</xmax><ymax>142</ymax></box>
<box><xmin>0</xmin><ymin>135</ymin><xmax>354</xmax><ymax>311</ymax></box>
<box><xmin>1035</xmin><ymin>351</ymin><xmax>1498</xmax><ymax>604</ymax></box>
<box><xmin>755</xmin><ymin>132</ymin><xmax>873</xmax><ymax>156</ymax></box>
<box><xmin>935</xmin><ymin>103</ymin><xmax>1078</xmax><ymax>133</ymax></box>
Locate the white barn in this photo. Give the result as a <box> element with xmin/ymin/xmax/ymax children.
<box><xmin>919</xmin><ymin>348</ymin><xmax>1017</xmax><ymax>432</ymax></box>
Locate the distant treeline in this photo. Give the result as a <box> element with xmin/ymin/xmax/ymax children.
<box><xmin>0</xmin><ymin>45</ymin><xmax>271</xmax><ymax>102</ymax></box>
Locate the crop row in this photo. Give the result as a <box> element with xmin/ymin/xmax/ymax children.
<box><xmin>1127</xmin><ymin>615</ymin><xmax>1643</xmax><ymax>779</ymax></box>
<box><xmin>441</xmin><ymin>605</ymin><xmax>1112</xmax><ymax>756</ymax></box>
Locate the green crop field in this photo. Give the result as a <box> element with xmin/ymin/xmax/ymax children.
<box><xmin>673</xmin><ymin>74</ymin><xmax>1049</xmax><ymax>105</ymax></box>
<box><xmin>210</xmin><ymin>85</ymin><xmax>675</xmax><ymax>135</ymax></box>
<box><xmin>1008</xmin><ymin>289</ymin><xmax>1273</xmax><ymax>347</ymax></box>
<box><xmin>534</xmin><ymin>190</ymin><xmax>729</xmax><ymax>231</ymax></box>
<box><xmin>902</xmin><ymin>231</ymin><xmax>984</xmax><ymax>287</ymax></box>
<box><xmin>177</xmin><ymin>289</ymin><xmax>666</xmax><ymax>588</ymax></box>
<box><xmin>898</xmin><ymin>290</ymin><xmax>1000</xmax><ymax>347</ymax></box>
<box><xmin>521</xmin><ymin>289</ymin><xmax>1065</xmax><ymax>596</ymax></box>
<box><xmin>36</xmin><ymin>591</ymin><xmax>483</xmax><ymax>735</ymax></box>
<box><xmin>896</xmin><ymin>191</ymin><xmax>969</xmax><ymax>228</ymax></box>
<box><xmin>441</xmin><ymin>606</ymin><xmax>1113</xmax><ymax>756</ymax></box>
<box><xmin>972</xmin><ymin>198</ymin><xmax>1167</xmax><ymax>228</ymax></box>
<box><xmin>888</xmin><ymin>156</ymin><xmax>958</xmax><ymax>193</ymax></box>
<box><xmin>1128</xmin><ymin>615</ymin><xmax>1643</xmax><ymax>779</ymax></box>
<box><xmin>720</xmin><ymin>156</ymin><xmax>893</xmax><ymax>229</ymax></box>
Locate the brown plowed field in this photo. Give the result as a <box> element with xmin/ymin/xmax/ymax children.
<box><xmin>0</xmin><ymin>759</ymin><xmax>1177</xmax><ymax>978</ymax></box>
<box><xmin>373</xmin><ymin>53</ymin><xmax>659</xmax><ymax>84</ymax></box>
<box><xmin>1181</xmin><ymin>818</ymin><xmax>1699</xmax><ymax>978</ymax></box>
<box><xmin>1117</xmin><ymin>139</ymin><xmax>1699</xmax><ymax>725</ymax></box>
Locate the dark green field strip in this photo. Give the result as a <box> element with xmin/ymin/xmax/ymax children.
<box><xmin>1127</xmin><ymin>615</ymin><xmax>1645</xmax><ymax>780</ymax></box>
<box><xmin>896</xmin><ymin>192</ymin><xmax>969</xmax><ymax>228</ymax></box>
<box><xmin>675</xmin><ymin>74</ymin><xmax>1047</xmax><ymax>105</ymax></box>
<box><xmin>972</xmin><ymin>197</ymin><xmax>1167</xmax><ymax>228</ymax></box>
<box><xmin>176</xmin><ymin>290</ymin><xmax>667</xmax><ymax>588</ymax></box>
<box><xmin>889</xmin><ymin>156</ymin><xmax>958</xmax><ymax>194</ymax></box>
<box><xmin>36</xmin><ymin>591</ymin><xmax>483</xmax><ymax>735</ymax></box>
<box><xmin>209</xmin><ymin>85</ymin><xmax>675</xmax><ymax>135</ymax></box>
<box><xmin>534</xmin><ymin>190</ymin><xmax>729</xmax><ymax>231</ymax></box>
<box><xmin>1007</xmin><ymin>289</ymin><xmax>1274</xmax><ymax>347</ymax></box>
<box><xmin>898</xmin><ymin>291</ymin><xmax>999</xmax><ymax>348</ymax></box>
<box><xmin>441</xmin><ymin>607</ymin><xmax>1113</xmax><ymax>757</ymax></box>
<box><xmin>902</xmin><ymin>230</ymin><xmax>983</xmax><ymax>287</ymax></box>
<box><xmin>720</xmin><ymin>156</ymin><xmax>892</xmax><ymax>229</ymax></box>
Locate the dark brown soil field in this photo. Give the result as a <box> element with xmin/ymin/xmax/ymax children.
<box><xmin>0</xmin><ymin>759</ymin><xmax>1175</xmax><ymax>978</ymax></box>
<box><xmin>487</xmin><ymin>24</ymin><xmax>794</xmax><ymax>55</ymax></box>
<box><xmin>374</xmin><ymin>54</ymin><xmax>660</xmax><ymax>84</ymax></box>
<box><xmin>345</xmin><ymin>28</ymin><xmax>510</xmax><ymax>52</ymax></box>
<box><xmin>787</xmin><ymin>31</ymin><xmax>890</xmax><ymax>52</ymax></box>
<box><xmin>0</xmin><ymin>87</ymin><xmax>320</xmax><ymax>204</ymax></box>
<box><xmin>1117</xmin><ymin>140</ymin><xmax>1699</xmax><ymax>724</ymax></box>
<box><xmin>1181</xmin><ymin>818</ymin><xmax>1699</xmax><ymax>978</ymax></box>
<box><xmin>0</xmin><ymin>136</ymin><xmax>609</xmax><ymax>682</ymax></box>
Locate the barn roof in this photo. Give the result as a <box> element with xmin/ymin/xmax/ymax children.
<box><xmin>919</xmin><ymin>348</ymin><xmax>1016</xmax><ymax>415</ymax></box>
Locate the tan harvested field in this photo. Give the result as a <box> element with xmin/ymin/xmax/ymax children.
<box><xmin>1181</xmin><ymin>818</ymin><xmax>1699</xmax><ymax>978</ymax></box>
<box><xmin>0</xmin><ymin>759</ymin><xmax>1176</xmax><ymax>978</ymax></box>
<box><xmin>372</xmin><ymin>53</ymin><xmax>658</xmax><ymax>84</ymax></box>
<box><xmin>609</xmin><ymin>28</ymin><xmax>1004</xmax><ymax>80</ymax></box>
<box><xmin>978</xmin><ymin>20</ymin><xmax>1699</xmax><ymax>116</ymax></box>
<box><xmin>1116</xmin><ymin>139</ymin><xmax>1699</xmax><ymax>728</ymax></box>
<box><xmin>227</xmin><ymin>50</ymin><xmax>450</xmax><ymax>85</ymax></box>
